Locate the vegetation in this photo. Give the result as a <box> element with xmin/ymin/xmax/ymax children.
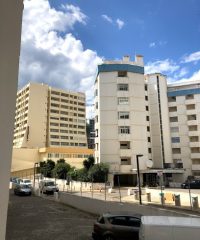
<box><xmin>38</xmin><ymin>155</ymin><xmax>109</xmax><ymax>183</ymax></box>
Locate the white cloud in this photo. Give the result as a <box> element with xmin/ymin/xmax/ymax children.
<box><xmin>20</xmin><ymin>0</ymin><xmax>102</xmax><ymax>118</ymax></box>
<box><xmin>182</xmin><ymin>51</ymin><xmax>200</xmax><ymax>63</ymax></box>
<box><xmin>101</xmin><ymin>14</ymin><xmax>113</xmax><ymax>23</ymax></box>
<box><xmin>116</xmin><ymin>18</ymin><xmax>124</xmax><ymax>29</ymax></box>
<box><xmin>145</xmin><ymin>59</ymin><xmax>180</xmax><ymax>74</ymax></box>
<box><xmin>174</xmin><ymin>67</ymin><xmax>188</xmax><ymax>78</ymax></box>
<box><xmin>169</xmin><ymin>69</ymin><xmax>200</xmax><ymax>84</ymax></box>
<box><xmin>149</xmin><ymin>42</ymin><xmax>156</xmax><ymax>48</ymax></box>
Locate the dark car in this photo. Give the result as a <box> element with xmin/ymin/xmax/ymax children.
<box><xmin>181</xmin><ymin>179</ymin><xmax>200</xmax><ymax>189</ymax></box>
<box><xmin>92</xmin><ymin>212</ymin><xmax>142</xmax><ymax>240</ymax></box>
<box><xmin>14</xmin><ymin>184</ymin><xmax>32</xmax><ymax>196</ymax></box>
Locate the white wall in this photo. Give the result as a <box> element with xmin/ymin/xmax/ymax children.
<box><xmin>0</xmin><ymin>1</ymin><xmax>23</xmax><ymax>239</ymax></box>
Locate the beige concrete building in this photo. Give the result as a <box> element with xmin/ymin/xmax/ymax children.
<box><xmin>168</xmin><ymin>80</ymin><xmax>200</xmax><ymax>180</ymax></box>
<box><xmin>13</xmin><ymin>82</ymin><xmax>87</xmax><ymax>148</ymax></box>
<box><xmin>11</xmin><ymin>147</ymin><xmax>94</xmax><ymax>177</ymax></box>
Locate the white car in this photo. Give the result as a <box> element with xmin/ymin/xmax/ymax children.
<box><xmin>39</xmin><ymin>180</ymin><xmax>59</xmax><ymax>194</ymax></box>
<box><xmin>20</xmin><ymin>179</ymin><xmax>32</xmax><ymax>187</ymax></box>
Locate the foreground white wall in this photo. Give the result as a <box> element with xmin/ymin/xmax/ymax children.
<box><xmin>0</xmin><ymin>0</ymin><xmax>23</xmax><ymax>239</ymax></box>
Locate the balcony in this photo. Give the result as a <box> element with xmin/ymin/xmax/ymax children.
<box><xmin>187</xmin><ymin>120</ymin><xmax>198</xmax><ymax>125</ymax></box>
<box><xmin>189</xmin><ymin>131</ymin><xmax>199</xmax><ymax>136</ymax></box>
<box><xmin>191</xmin><ymin>153</ymin><xmax>200</xmax><ymax>159</ymax></box>
<box><xmin>119</xmin><ymin>149</ymin><xmax>132</xmax><ymax>157</ymax></box>
<box><xmin>120</xmin><ymin>165</ymin><xmax>133</xmax><ymax>173</ymax></box>
<box><xmin>189</xmin><ymin>142</ymin><xmax>200</xmax><ymax>148</ymax></box>
<box><xmin>192</xmin><ymin>164</ymin><xmax>200</xmax><ymax>171</ymax></box>
<box><xmin>185</xmin><ymin>99</ymin><xmax>195</xmax><ymax>104</ymax></box>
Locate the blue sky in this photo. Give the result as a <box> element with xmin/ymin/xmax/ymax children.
<box><xmin>19</xmin><ymin>0</ymin><xmax>200</xmax><ymax>116</ymax></box>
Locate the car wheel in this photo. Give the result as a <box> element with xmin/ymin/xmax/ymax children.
<box><xmin>104</xmin><ymin>234</ymin><xmax>114</xmax><ymax>240</ymax></box>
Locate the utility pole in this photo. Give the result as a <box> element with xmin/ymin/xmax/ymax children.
<box><xmin>136</xmin><ymin>154</ymin><xmax>143</xmax><ymax>205</ymax></box>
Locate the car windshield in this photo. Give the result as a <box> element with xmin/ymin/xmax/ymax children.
<box><xmin>46</xmin><ymin>182</ymin><xmax>55</xmax><ymax>186</ymax></box>
<box><xmin>24</xmin><ymin>180</ymin><xmax>31</xmax><ymax>183</ymax></box>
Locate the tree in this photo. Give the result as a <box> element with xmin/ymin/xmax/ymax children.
<box><xmin>88</xmin><ymin>163</ymin><xmax>109</xmax><ymax>183</ymax></box>
<box><xmin>39</xmin><ymin>159</ymin><xmax>55</xmax><ymax>178</ymax></box>
<box><xmin>76</xmin><ymin>168</ymin><xmax>90</xmax><ymax>182</ymax></box>
<box><xmin>83</xmin><ymin>155</ymin><xmax>95</xmax><ymax>171</ymax></box>
<box><xmin>53</xmin><ymin>161</ymin><xmax>71</xmax><ymax>179</ymax></box>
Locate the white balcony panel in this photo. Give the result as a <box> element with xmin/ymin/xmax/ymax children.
<box><xmin>187</xmin><ymin>120</ymin><xmax>198</xmax><ymax>125</ymax></box>
<box><xmin>119</xmin><ymin>149</ymin><xmax>132</xmax><ymax>157</ymax></box>
<box><xmin>191</xmin><ymin>153</ymin><xmax>200</xmax><ymax>159</ymax></box>
<box><xmin>192</xmin><ymin>164</ymin><xmax>200</xmax><ymax>171</ymax></box>
<box><xmin>189</xmin><ymin>142</ymin><xmax>200</xmax><ymax>148</ymax></box>
<box><xmin>120</xmin><ymin>165</ymin><xmax>133</xmax><ymax>173</ymax></box>
<box><xmin>188</xmin><ymin>131</ymin><xmax>199</xmax><ymax>136</ymax></box>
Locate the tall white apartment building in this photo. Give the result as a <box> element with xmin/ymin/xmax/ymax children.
<box><xmin>95</xmin><ymin>56</ymin><xmax>185</xmax><ymax>186</ymax></box>
<box><xmin>168</xmin><ymin>81</ymin><xmax>200</xmax><ymax>180</ymax></box>
<box><xmin>95</xmin><ymin>55</ymin><xmax>151</xmax><ymax>186</ymax></box>
<box><xmin>13</xmin><ymin>82</ymin><xmax>87</xmax><ymax>148</ymax></box>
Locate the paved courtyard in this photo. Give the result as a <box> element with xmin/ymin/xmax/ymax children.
<box><xmin>6</xmin><ymin>190</ymin><xmax>96</xmax><ymax>240</ymax></box>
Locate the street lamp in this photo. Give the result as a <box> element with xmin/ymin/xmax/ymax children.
<box><xmin>33</xmin><ymin>162</ymin><xmax>39</xmax><ymax>188</ymax></box>
<box><xmin>136</xmin><ymin>154</ymin><xmax>143</xmax><ymax>205</ymax></box>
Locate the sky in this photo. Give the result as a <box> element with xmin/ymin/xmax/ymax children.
<box><xmin>19</xmin><ymin>0</ymin><xmax>200</xmax><ymax>117</ymax></box>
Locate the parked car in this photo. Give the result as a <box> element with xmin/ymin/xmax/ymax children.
<box><xmin>14</xmin><ymin>184</ymin><xmax>32</xmax><ymax>196</ymax></box>
<box><xmin>92</xmin><ymin>212</ymin><xmax>142</xmax><ymax>240</ymax></box>
<box><xmin>39</xmin><ymin>180</ymin><xmax>59</xmax><ymax>194</ymax></box>
<box><xmin>139</xmin><ymin>216</ymin><xmax>200</xmax><ymax>240</ymax></box>
<box><xmin>20</xmin><ymin>179</ymin><xmax>32</xmax><ymax>187</ymax></box>
<box><xmin>181</xmin><ymin>179</ymin><xmax>200</xmax><ymax>189</ymax></box>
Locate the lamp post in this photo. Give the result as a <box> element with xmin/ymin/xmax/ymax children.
<box><xmin>33</xmin><ymin>162</ymin><xmax>39</xmax><ymax>188</ymax></box>
<box><xmin>136</xmin><ymin>154</ymin><xmax>143</xmax><ymax>205</ymax></box>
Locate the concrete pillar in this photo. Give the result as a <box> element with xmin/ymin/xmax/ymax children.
<box><xmin>0</xmin><ymin>1</ymin><xmax>23</xmax><ymax>239</ymax></box>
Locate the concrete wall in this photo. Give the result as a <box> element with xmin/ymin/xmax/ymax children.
<box><xmin>58</xmin><ymin>192</ymin><xmax>189</xmax><ymax>217</ymax></box>
<box><xmin>0</xmin><ymin>0</ymin><xmax>23</xmax><ymax>239</ymax></box>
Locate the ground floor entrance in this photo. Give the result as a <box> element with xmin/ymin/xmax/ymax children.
<box><xmin>113</xmin><ymin>174</ymin><xmax>137</xmax><ymax>187</ymax></box>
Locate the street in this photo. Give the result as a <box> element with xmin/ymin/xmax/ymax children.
<box><xmin>6</xmin><ymin>190</ymin><xmax>96</xmax><ymax>240</ymax></box>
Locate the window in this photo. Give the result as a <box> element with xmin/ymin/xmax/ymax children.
<box><xmin>108</xmin><ymin>216</ymin><xmax>127</xmax><ymax>226</ymax></box>
<box><xmin>128</xmin><ymin>217</ymin><xmax>141</xmax><ymax>227</ymax></box>
<box><xmin>187</xmin><ymin>114</ymin><xmax>196</xmax><ymax>121</ymax></box>
<box><xmin>191</xmin><ymin>147</ymin><xmax>200</xmax><ymax>153</ymax></box>
<box><xmin>145</xmin><ymin>85</ymin><xmax>148</xmax><ymax>91</ymax></box>
<box><xmin>148</xmin><ymin>137</ymin><xmax>151</xmax><ymax>142</ymax></box>
<box><xmin>118</xmin><ymin>111</ymin><xmax>129</xmax><ymax>119</ymax></box>
<box><xmin>51</xmin><ymin>135</ymin><xmax>59</xmax><ymax>139</ymax></box>
<box><xmin>189</xmin><ymin>125</ymin><xmax>198</xmax><ymax>131</ymax></box>
<box><xmin>117</xmin><ymin>84</ymin><xmax>128</xmax><ymax>91</ymax></box>
<box><xmin>120</xmin><ymin>158</ymin><xmax>131</xmax><ymax>165</ymax></box>
<box><xmin>95</xmin><ymin>102</ymin><xmax>98</xmax><ymax>109</ymax></box>
<box><xmin>147</xmin><ymin>126</ymin><xmax>150</xmax><ymax>132</ymax></box>
<box><xmin>169</xmin><ymin>106</ymin><xmax>177</xmax><ymax>112</ymax></box>
<box><xmin>50</xmin><ymin>129</ymin><xmax>59</xmax><ymax>132</ymax></box>
<box><xmin>170</xmin><ymin>127</ymin><xmax>179</xmax><ymax>133</ymax></box>
<box><xmin>120</xmin><ymin>141</ymin><xmax>130</xmax><ymax>149</ymax></box>
<box><xmin>148</xmin><ymin>148</ymin><xmax>151</xmax><ymax>153</ymax></box>
<box><xmin>172</xmin><ymin>148</ymin><xmax>181</xmax><ymax>154</ymax></box>
<box><xmin>119</xmin><ymin>126</ymin><xmax>130</xmax><ymax>134</ymax></box>
<box><xmin>192</xmin><ymin>159</ymin><xmax>200</xmax><ymax>165</ymax></box>
<box><xmin>146</xmin><ymin>116</ymin><xmax>149</xmax><ymax>121</ymax></box>
<box><xmin>171</xmin><ymin>137</ymin><xmax>180</xmax><ymax>143</ymax></box>
<box><xmin>168</xmin><ymin>96</ymin><xmax>176</xmax><ymax>102</ymax></box>
<box><xmin>170</xmin><ymin>116</ymin><xmax>178</xmax><ymax>122</ymax></box>
<box><xmin>190</xmin><ymin>136</ymin><xmax>199</xmax><ymax>142</ymax></box>
<box><xmin>186</xmin><ymin>104</ymin><xmax>195</xmax><ymax>110</ymax></box>
<box><xmin>145</xmin><ymin>96</ymin><xmax>148</xmax><ymax>101</ymax></box>
<box><xmin>146</xmin><ymin>106</ymin><xmax>149</xmax><ymax>111</ymax></box>
<box><xmin>118</xmin><ymin>71</ymin><xmax>127</xmax><ymax>77</ymax></box>
<box><xmin>118</xmin><ymin>97</ymin><xmax>129</xmax><ymax>105</ymax></box>
<box><xmin>186</xmin><ymin>94</ymin><xmax>194</xmax><ymax>100</ymax></box>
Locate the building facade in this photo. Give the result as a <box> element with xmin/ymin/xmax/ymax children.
<box><xmin>86</xmin><ymin>118</ymin><xmax>95</xmax><ymax>149</ymax></box>
<box><xmin>13</xmin><ymin>82</ymin><xmax>87</xmax><ymax>148</ymax></box>
<box><xmin>95</xmin><ymin>56</ymin><xmax>185</xmax><ymax>186</ymax></box>
<box><xmin>95</xmin><ymin>55</ymin><xmax>151</xmax><ymax>186</ymax></box>
<box><xmin>168</xmin><ymin>81</ymin><xmax>200</xmax><ymax>180</ymax></box>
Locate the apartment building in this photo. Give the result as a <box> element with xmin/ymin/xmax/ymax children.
<box><xmin>95</xmin><ymin>55</ymin><xmax>150</xmax><ymax>186</ymax></box>
<box><xmin>13</xmin><ymin>82</ymin><xmax>87</xmax><ymax>148</ymax></box>
<box><xmin>168</xmin><ymin>81</ymin><xmax>200</xmax><ymax>180</ymax></box>
<box><xmin>95</xmin><ymin>56</ymin><xmax>185</xmax><ymax>187</ymax></box>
